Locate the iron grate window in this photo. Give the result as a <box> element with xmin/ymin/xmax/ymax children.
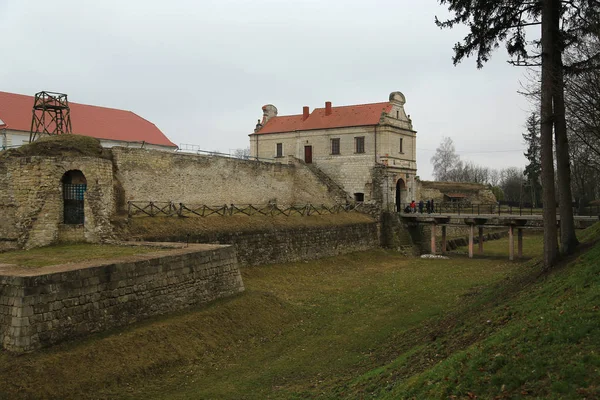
<box><xmin>331</xmin><ymin>138</ymin><xmax>340</xmax><ymax>155</ymax></box>
<box><xmin>276</xmin><ymin>143</ymin><xmax>283</xmax><ymax>158</ymax></box>
<box><xmin>63</xmin><ymin>183</ymin><xmax>87</xmax><ymax>224</ymax></box>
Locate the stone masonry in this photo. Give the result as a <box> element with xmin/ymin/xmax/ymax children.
<box><xmin>0</xmin><ymin>243</ymin><xmax>244</xmax><ymax>352</ymax></box>
<box><xmin>0</xmin><ymin>156</ymin><xmax>115</xmax><ymax>251</ymax></box>
<box><xmin>112</xmin><ymin>147</ymin><xmax>342</xmax><ymax>206</ymax></box>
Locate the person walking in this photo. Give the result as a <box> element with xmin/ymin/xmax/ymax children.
<box><xmin>426</xmin><ymin>199</ymin><xmax>431</xmax><ymax>214</ymax></box>
<box><xmin>418</xmin><ymin>200</ymin><xmax>424</xmax><ymax>214</ymax></box>
<box><xmin>410</xmin><ymin>200</ymin><xmax>416</xmax><ymax>213</ymax></box>
<box><xmin>430</xmin><ymin>198</ymin><xmax>435</xmax><ymax>213</ymax></box>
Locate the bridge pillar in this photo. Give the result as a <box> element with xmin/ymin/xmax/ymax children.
<box><xmin>518</xmin><ymin>228</ymin><xmax>523</xmax><ymax>258</ymax></box>
<box><xmin>478</xmin><ymin>227</ymin><xmax>484</xmax><ymax>255</ymax></box>
<box><xmin>509</xmin><ymin>225</ymin><xmax>515</xmax><ymax>261</ymax></box>
<box><xmin>468</xmin><ymin>224</ymin><xmax>474</xmax><ymax>258</ymax></box>
<box><xmin>431</xmin><ymin>224</ymin><xmax>437</xmax><ymax>255</ymax></box>
<box><xmin>441</xmin><ymin>225</ymin><xmax>447</xmax><ymax>254</ymax></box>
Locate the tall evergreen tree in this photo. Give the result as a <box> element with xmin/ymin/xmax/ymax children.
<box><xmin>435</xmin><ymin>0</ymin><xmax>599</xmax><ymax>267</ymax></box>
<box><xmin>523</xmin><ymin>113</ymin><xmax>542</xmax><ymax>207</ymax></box>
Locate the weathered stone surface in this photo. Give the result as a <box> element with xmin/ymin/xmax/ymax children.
<box><xmin>135</xmin><ymin>222</ymin><xmax>381</xmax><ymax>267</ymax></box>
<box><xmin>0</xmin><ymin>156</ymin><xmax>115</xmax><ymax>250</ymax></box>
<box><xmin>111</xmin><ymin>147</ymin><xmax>339</xmax><ymax>206</ymax></box>
<box><xmin>0</xmin><ymin>244</ymin><xmax>244</xmax><ymax>352</ymax></box>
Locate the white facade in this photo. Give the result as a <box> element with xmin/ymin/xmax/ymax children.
<box><xmin>1</xmin><ymin>129</ymin><xmax>176</xmax><ymax>152</ymax></box>
<box><xmin>249</xmin><ymin>92</ymin><xmax>418</xmax><ymax>209</ymax></box>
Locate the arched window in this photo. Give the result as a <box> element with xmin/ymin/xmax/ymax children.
<box><xmin>61</xmin><ymin>170</ymin><xmax>87</xmax><ymax>224</ymax></box>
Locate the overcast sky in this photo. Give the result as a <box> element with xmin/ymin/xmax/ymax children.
<box><xmin>0</xmin><ymin>0</ymin><xmax>536</xmax><ymax>180</ymax></box>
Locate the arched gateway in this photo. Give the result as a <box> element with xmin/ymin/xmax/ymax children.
<box><xmin>396</xmin><ymin>178</ymin><xmax>406</xmax><ymax>212</ymax></box>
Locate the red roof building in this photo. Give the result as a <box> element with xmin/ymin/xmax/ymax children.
<box><xmin>249</xmin><ymin>92</ymin><xmax>418</xmax><ymax>209</ymax></box>
<box><xmin>0</xmin><ymin>91</ymin><xmax>176</xmax><ymax>150</ymax></box>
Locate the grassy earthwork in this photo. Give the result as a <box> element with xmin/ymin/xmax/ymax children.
<box><xmin>0</xmin><ymin>243</ymin><xmax>168</xmax><ymax>267</ymax></box>
<box><xmin>0</xmin><ymin>226</ymin><xmax>599</xmax><ymax>399</ymax></box>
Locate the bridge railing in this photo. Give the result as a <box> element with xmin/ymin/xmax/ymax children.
<box><xmin>399</xmin><ymin>202</ymin><xmax>600</xmax><ymax>217</ymax></box>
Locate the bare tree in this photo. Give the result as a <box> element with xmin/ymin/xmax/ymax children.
<box><xmin>431</xmin><ymin>137</ymin><xmax>462</xmax><ymax>181</ymax></box>
<box><xmin>233</xmin><ymin>147</ymin><xmax>251</xmax><ymax>160</ymax></box>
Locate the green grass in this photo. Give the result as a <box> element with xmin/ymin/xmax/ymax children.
<box><xmin>0</xmin><ymin>243</ymin><xmax>166</xmax><ymax>267</ymax></box>
<box><xmin>1</xmin><ymin>225</ymin><xmax>599</xmax><ymax>399</ymax></box>
<box><xmin>0</xmin><ymin>235</ymin><xmax>539</xmax><ymax>399</ymax></box>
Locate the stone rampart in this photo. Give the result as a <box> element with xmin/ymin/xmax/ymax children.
<box><xmin>131</xmin><ymin>222</ymin><xmax>380</xmax><ymax>266</ymax></box>
<box><xmin>0</xmin><ymin>243</ymin><xmax>243</xmax><ymax>352</ymax></box>
<box><xmin>0</xmin><ymin>155</ymin><xmax>115</xmax><ymax>251</ymax></box>
<box><xmin>111</xmin><ymin>148</ymin><xmax>343</xmax><ymax>206</ymax></box>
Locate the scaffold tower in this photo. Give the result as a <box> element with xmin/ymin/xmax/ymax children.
<box><xmin>29</xmin><ymin>91</ymin><xmax>73</xmax><ymax>143</ymax></box>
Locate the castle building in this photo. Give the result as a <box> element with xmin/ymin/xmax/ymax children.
<box><xmin>249</xmin><ymin>92</ymin><xmax>417</xmax><ymax>209</ymax></box>
<box><xmin>0</xmin><ymin>91</ymin><xmax>176</xmax><ymax>151</ymax></box>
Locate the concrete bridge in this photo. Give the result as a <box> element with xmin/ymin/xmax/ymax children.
<box><xmin>401</xmin><ymin>212</ymin><xmax>599</xmax><ymax>260</ymax></box>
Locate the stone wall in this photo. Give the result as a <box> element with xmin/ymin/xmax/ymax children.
<box><xmin>0</xmin><ymin>155</ymin><xmax>115</xmax><ymax>251</ymax></box>
<box><xmin>111</xmin><ymin>148</ymin><xmax>342</xmax><ymax>207</ymax></box>
<box><xmin>417</xmin><ymin>181</ymin><xmax>497</xmax><ymax>205</ymax></box>
<box><xmin>130</xmin><ymin>221</ymin><xmax>380</xmax><ymax>267</ymax></box>
<box><xmin>0</xmin><ymin>243</ymin><xmax>243</xmax><ymax>352</ymax></box>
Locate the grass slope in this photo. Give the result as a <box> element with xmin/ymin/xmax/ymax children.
<box><xmin>344</xmin><ymin>225</ymin><xmax>600</xmax><ymax>399</ymax></box>
<box><xmin>0</xmin><ymin>237</ymin><xmax>534</xmax><ymax>399</ymax></box>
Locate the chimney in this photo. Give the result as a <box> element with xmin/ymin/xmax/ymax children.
<box><xmin>302</xmin><ymin>106</ymin><xmax>309</xmax><ymax>121</ymax></box>
<box><xmin>261</xmin><ymin>104</ymin><xmax>278</xmax><ymax>125</ymax></box>
<box><xmin>325</xmin><ymin>101</ymin><xmax>332</xmax><ymax>116</ymax></box>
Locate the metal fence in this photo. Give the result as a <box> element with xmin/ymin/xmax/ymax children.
<box><xmin>400</xmin><ymin>202</ymin><xmax>600</xmax><ymax>217</ymax></box>
<box><xmin>177</xmin><ymin>144</ymin><xmax>276</xmax><ymax>163</ymax></box>
<box><xmin>127</xmin><ymin>201</ymin><xmax>368</xmax><ymax>218</ymax></box>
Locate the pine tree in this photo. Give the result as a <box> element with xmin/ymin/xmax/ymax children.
<box><xmin>523</xmin><ymin>113</ymin><xmax>542</xmax><ymax>207</ymax></box>
<box><xmin>435</xmin><ymin>0</ymin><xmax>599</xmax><ymax>267</ymax></box>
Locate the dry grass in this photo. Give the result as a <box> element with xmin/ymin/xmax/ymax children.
<box><xmin>0</xmin><ymin>134</ymin><xmax>110</xmax><ymax>159</ymax></box>
<box><xmin>0</xmin><ymin>243</ymin><xmax>167</xmax><ymax>267</ymax></box>
<box><xmin>120</xmin><ymin>212</ymin><xmax>376</xmax><ymax>240</ymax></box>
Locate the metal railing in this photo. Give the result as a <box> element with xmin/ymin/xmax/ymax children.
<box><xmin>399</xmin><ymin>202</ymin><xmax>600</xmax><ymax>217</ymax></box>
<box><xmin>127</xmin><ymin>201</ymin><xmax>368</xmax><ymax>218</ymax></box>
<box><xmin>177</xmin><ymin>144</ymin><xmax>276</xmax><ymax>163</ymax></box>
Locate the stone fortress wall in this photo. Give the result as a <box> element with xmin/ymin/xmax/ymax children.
<box><xmin>0</xmin><ymin>156</ymin><xmax>115</xmax><ymax>252</ymax></box>
<box><xmin>112</xmin><ymin>148</ymin><xmax>345</xmax><ymax>206</ymax></box>
<box><xmin>0</xmin><ymin>145</ymin><xmax>347</xmax><ymax>251</ymax></box>
<box><xmin>0</xmin><ymin>243</ymin><xmax>243</xmax><ymax>352</ymax></box>
<box><xmin>416</xmin><ymin>181</ymin><xmax>497</xmax><ymax>205</ymax></box>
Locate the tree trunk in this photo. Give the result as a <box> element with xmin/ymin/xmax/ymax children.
<box><xmin>541</xmin><ymin>0</ymin><xmax>559</xmax><ymax>268</ymax></box>
<box><xmin>552</xmin><ymin>26</ymin><xmax>579</xmax><ymax>254</ymax></box>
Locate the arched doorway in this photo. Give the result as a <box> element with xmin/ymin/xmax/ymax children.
<box><xmin>61</xmin><ymin>170</ymin><xmax>87</xmax><ymax>224</ymax></box>
<box><xmin>396</xmin><ymin>178</ymin><xmax>406</xmax><ymax>212</ymax></box>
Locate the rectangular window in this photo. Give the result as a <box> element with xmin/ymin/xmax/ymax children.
<box><xmin>355</xmin><ymin>136</ymin><xmax>365</xmax><ymax>153</ymax></box>
<box><xmin>399</xmin><ymin>137</ymin><xmax>404</xmax><ymax>153</ymax></box>
<box><xmin>331</xmin><ymin>138</ymin><xmax>340</xmax><ymax>155</ymax></box>
<box><xmin>276</xmin><ymin>143</ymin><xmax>283</xmax><ymax>158</ymax></box>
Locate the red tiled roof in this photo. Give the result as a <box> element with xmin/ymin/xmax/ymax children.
<box><xmin>255</xmin><ymin>102</ymin><xmax>392</xmax><ymax>134</ymax></box>
<box><xmin>0</xmin><ymin>91</ymin><xmax>177</xmax><ymax>147</ymax></box>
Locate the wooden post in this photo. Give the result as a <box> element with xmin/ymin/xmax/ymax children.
<box><xmin>441</xmin><ymin>225</ymin><xmax>447</xmax><ymax>255</ymax></box>
<box><xmin>431</xmin><ymin>224</ymin><xmax>437</xmax><ymax>255</ymax></box>
<box><xmin>468</xmin><ymin>224</ymin><xmax>474</xmax><ymax>259</ymax></box>
<box><xmin>478</xmin><ymin>226</ymin><xmax>484</xmax><ymax>255</ymax></box>
<box><xmin>509</xmin><ymin>225</ymin><xmax>515</xmax><ymax>261</ymax></box>
<box><xmin>518</xmin><ymin>228</ymin><xmax>523</xmax><ymax>258</ymax></box>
